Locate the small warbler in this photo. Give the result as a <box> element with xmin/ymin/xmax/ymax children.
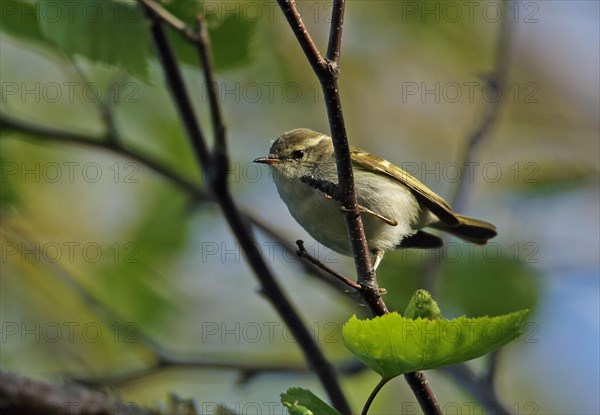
<box><xmin>254</xmin><ymin>128</ymin><xmax>497</xmax><ymax>269</ymax></box>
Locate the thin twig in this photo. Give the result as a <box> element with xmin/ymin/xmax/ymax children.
<box><xmin>276</xmin><ymin>0</ymin><xmax>385</xmax><ymax>315</ymax></box>
<box><xmin>275</xmin><ymin>1</ymin><xmax>441</xmax><ymax>414</ymax></box>
<box><xmin>300</xmin><ymin>174</ymin><xmax>341</xmax><ymax>200</ymax></box>
<box><xmin>139</xmin><ymin>2</ymin><xmax>351</xmax><ymax>412</ymax></box>
<box><xmin>296</xmin><ymin>240</ymin><xmax>362</xmax><ymax>291</ymax></box>
<box><xmin>276</xmin><ymin>0</ymin><xmax>325</xmax><ymax>75</ymax></box>
<box><xmin>143</xmin><ymin>4</ymin><xmax>211</xmax><ymax>172</ymax></box>
<box><xmin>0</xmin><ymin>113</ymin><xmax>207</xmax><ymax>201</ymax></box>
<box><xmin>138</xmin><ymin>0</ymin><xmax>198</xmax><ymax>42</ymax></box>
<box><xmin>72</xmin><ymin>358</ymin><xmax>311</xmax><ymax>389</ymax></box>
<box><xmin>69</xmin><ymin>59</ymin><xmax>123</xmax><ymax>146</ymax></box>
<box><xmin>196</xmin><ymin>15</ymin><xmax>228</xmax><ymax>181</ymax></box>
<box><xmin>0</xmin><ymin>113</ymin><xmax>349</xmax><ymax>294</ymax></box>
<box><xmin>326</xmin><ymin>0</ymin><xmax>345</xmax><ymax>64</ymax></box>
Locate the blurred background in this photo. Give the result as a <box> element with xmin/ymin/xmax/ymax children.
<box><xmin>1</xmin><ymin>1</ymin><xmax>598</xmax><ymax>414</ymax></box>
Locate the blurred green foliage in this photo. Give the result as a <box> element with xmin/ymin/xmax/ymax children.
<box><xmin>0</xmin><ymin>0</ymin><xmax>256</xmax><ymax>79</ymax></box>
<box><xmin>378</xmin><ymin>246</ymin><xmax>540</xmax><ymax>318</ymax></box>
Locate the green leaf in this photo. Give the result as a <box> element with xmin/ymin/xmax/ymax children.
<box><xmin>209</xmin><ymin>14</ymin><xmax>256</xmax><ymax>71</ymax></box>
<box><xmin>404</xmin><ymin>289</ymin><xmax>441</xmax><ymax>320</ymax></box>
<box><xmin>281</xmin><ymin>388</ymin><xmax>341</xmax><ymax>415</ymax></box>
<box><xmin>4</xmin><ymin>0</ymin><xmax>256</xmax><ymax>75</ymax></box>
<box><xmin>36</xmin><ymin>0</ymin><xmax>151</xmax><ymax>79</ymax></box>
<box><xmin>342</xmin><ymin>310</ymin><xmax>529</xmax><ymax>380</ymax></box>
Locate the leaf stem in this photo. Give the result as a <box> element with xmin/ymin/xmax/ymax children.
<box><xmin>361</xmin><ymin>378</ymin><xmax>390</xmax><ymax>415</ymax></box>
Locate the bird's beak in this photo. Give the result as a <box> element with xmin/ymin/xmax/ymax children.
<box><xmin>253</xmin><ymin>156</ymin><xmax>282</xmax><ymax>165</ymax></box>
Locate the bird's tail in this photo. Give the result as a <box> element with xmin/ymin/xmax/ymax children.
<box><xmin>432</xmin><ymin>214</ymin><xmax>497</xmax><ymax>245</ymax></box>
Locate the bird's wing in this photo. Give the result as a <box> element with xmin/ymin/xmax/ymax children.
<box><xmin>350</xmin><ymin>148</ymin><xmax>460</xmax><ymax>225</ymax></box>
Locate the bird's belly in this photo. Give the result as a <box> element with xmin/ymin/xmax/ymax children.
<box><xmin>274</xmin><ymin>171</ymin><xmax>423</xmax><ymax>255</ymax></box>
<box><xmin>280</xmin><ymin>184</ymin><xmax>351</xmax><ymax>254</ymax></box>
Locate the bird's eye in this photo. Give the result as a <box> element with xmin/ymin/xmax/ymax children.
<box><xmin>291</xmin><ymin>150</ymin><xmax>305</xmax><ymax>160</ymax></box>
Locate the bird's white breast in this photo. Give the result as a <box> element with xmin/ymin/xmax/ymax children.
<box><xmin>273</xmin><ymin>167</ymin><xmax>429</xmax><ymax>256</ymax></box>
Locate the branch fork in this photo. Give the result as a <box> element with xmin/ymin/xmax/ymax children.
<box><xmin>276</xmin><ymin>1</ymin><xmax>442</xmax><ymax>413</ymax></box>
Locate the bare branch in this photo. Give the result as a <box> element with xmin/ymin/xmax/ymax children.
<box><xmin>196</xmin><ymin>16</ymin><xmax>227</xmax><ymax>174</ymax></box>
<box><xmin>138</xmin><ymin>1</ymin><xmax>351</xmax><ymax>412</ymax></box>
<box><xmin>69</xmin><ymin>59</ymin><xmax>123</xmax><ymax>146</ymax></box>
<box><xmin>142</xmin><ymin>4</ymin><xmax>211</xmax><ymax>172</ymax></box>
<box><xmin>0</xmin><ymin>113</ymin><xmax>207</xmax><ymax>201</ymax></box>
<box><xmin>296</xmin><ymin>240</ymin><xmax>362</xmax><ymax>291</ymax></box>
<box><xmin>0</xmin><ymin>370</ymin><xmax>156</xmax><ymax>415</ymax></box>
<box><xmin>404</xmin><ymin>372</ymin><xmax>442</xmax><ymax>415</ymax></box>
<box><xmin>0</xmin><ymin>113</ymin><xmax>349</xmax><ymax>295</ymax></box>
<box><xmin>138</xmin><ymin>0</ymin><xmax>198</xmax><ymax>42</ymax></box>
<box><xmin>276</xmin><ymin>0</ymin><xmax>385</xmax><ymax>315</ymax></box>
<box><xmin>276</xmin><ymin>0</ymin><xmax>326</xmax><ymax>75</ymax></box>
<box><xmin>326</xmin><ymin>0</ymin><xmax>345</xmax><ymax>64</ymax></box>
<box><xmin>275</xmin><ymin>2</ymin><xmax>441</xmax><ymax>413</ymax></box>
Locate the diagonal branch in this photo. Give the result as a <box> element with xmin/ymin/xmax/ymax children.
<box><xmin>276</xmin><ymin>0</ymin><xmax>326</xmax><ymax>75</ymax></box>
<box><xmin>0</xmin><ymin>113</ymin><xmax>350</xmax><ymax>294</ymax></box>
<box><xmin>143</xmin><ymin>3</ymin><xmax>211</xmax><ymax>172</ymax></box>
<box><xmin>138</xmin><ymin>1</ymin><xmax>351</xmax><ymax>412</ymax></box>
<box><xmin>276</xmin><ymin>0</ymin><xmax>385</xmax><ymax>315</ymax></box>
<box><xmin>0</xmin><ymin>112</ymin><xmax>206</xmax><ymax>201</ymax></box>
<box><xmin>138</xmin><ymin>0</ymin><xmax>198</xmax><ymax>41</ymax></box>
<box><xmin>296</xmin><ymin>240</ymin><xmax>362</xmax><ymax>291</ymax></box>
<box><xmin>196</xmin><ymin>16</ymin><xmax>227</xmax><ymax>165</ymax></box>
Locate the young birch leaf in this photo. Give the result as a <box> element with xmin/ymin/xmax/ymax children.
<box><xmin>37</xmin><ymin>0</ymin><xmax>151</xmax><ymax>79</ymax></box>
<box><xmin>342</xmin><ymin>310</ymin><xmax>529</xmax><ymax>380</ymax></box>
<box><xmin>404</xmin><ymin>289</ymin><xmax>442</xmax><ymax>320</ymax></box>
<box><xmin>281</xmin><ymin>388</ymin><xmax>341</xmax><ymax>415</ymax></box>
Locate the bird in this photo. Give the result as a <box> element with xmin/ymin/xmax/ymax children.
<box><xmin>254</xmin><ymin>128</ymin><xmax>497</xmax><ymax>269</ymax></box>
